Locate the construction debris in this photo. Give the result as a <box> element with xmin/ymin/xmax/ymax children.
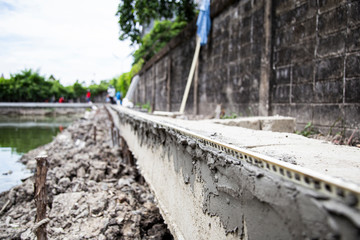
<box><xmin>0</xmin><ymin>107</ymin><xmax>172</xmax><ymax>240</ymax></box>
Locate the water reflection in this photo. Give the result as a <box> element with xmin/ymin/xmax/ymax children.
<box><xmin>0</xmin><ymin>127</ymin><xmax>61</xmax><ymax>154</ymax></box>
<box><xmin>0</xmin><ymin>148</ymin><xmax>31</xmax><ymax>192</ymax></box>
<box><xmin>0</xmin><ymin>115</ymin><xmax>79</xmax><ymax>192</ymax></box>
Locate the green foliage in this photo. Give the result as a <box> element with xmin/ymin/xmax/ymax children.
<box><xmin>0</xmin><ymin>69</ymin><xmax>113</xmax><ymax>102</ymax></box>
<box><xmin>141</xmin><ymin>102</ymin><xmax>152</xmax><ymax>113</ymax></box>
<box><xmin>116</xmin><ymin>0</ymin><xmax>196</xmax><ymax>45</ymax></box>
<box><xmin>116</xmin><ymin>72</ymin><xmax>132</xmax><ymax>96</ymax></box>
<box><xmin>113</xmin><ymin>59</ymin><xmax>144</xmax><ymax>97</ymax></box>
<box><xmin>296</xmin><ymin>122</ymin><xmax>318</xmax><ymax>137</ymax></box>
<box><xmin>221</xmin><ymin>113</ymin><xmax>238</xmax><ymax>119</ymax></box>
<box><xmin>88</xmin><ymin>80</ymin><xmax>109</xmax><ymax>96</ymax></box>
<box><xmin>328</xmin><ymin>117</ymin><xmax>344</xmax><ymax>136</ymax></box>
<box><xmin>130</xmin><ymin>58</ymin><xmax>143</xmax><ymax>75</ymax></box>
<box><xmin>48</xmin><ymin>78</ymin><xmax>68</xmax><ymax>99</ymax></box>
<box><xmin>176</xmin><ymin>0</ymin><xmax>197</xmax><ymax>22</ymax></box>
<box><xmin>0</xmin><ymin>76</ymin><xmax>12</xmax><ymax>101</ymax></box>
<box><xmin>115</xmin><ymin>1</ymin><xmax>196</xmax><ymax>98</ymax></box>
<box><xmin>133</xmin><ymin>19</ymin><xmax>187</xmax><ymax>64</ymax></box>
<box><xmin>72</xmin><ymin>80</ymin><xmax>87</xmax><ymax>99</ymax></box>
<box><xmin>0</xmin><ymin>69</ymin><xmax>52</xmax><ymax>102</ymax></box>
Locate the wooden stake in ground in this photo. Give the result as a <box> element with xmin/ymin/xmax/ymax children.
<box><xmin>34</xmin><ymin>155</ymin><xmax>49</xmax><ymax>240</ymax></box>
<box><xmin>94</xmin><ymin>125</ymin><xmax>97</xmax><ymax>143</ymax></box>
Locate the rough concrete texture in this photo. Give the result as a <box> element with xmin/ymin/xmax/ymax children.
<box><xmin>109</xmin><ymin>106</ymin><xmax>360</xmax><ymax>240</ymax></box>
<box><xmin>211</xmin><ymin>116</ymin><xmax>296</xmax><ymax>133</ymax></box>
<box><xmin>157</xmin><ymin>114</ymin><xmax>360</xmax><ymax>185</ymax></box>
<box><xmin>0</xmin><ymin>107</ymin><xmax>172</xmax><ymax>239</ymax></box>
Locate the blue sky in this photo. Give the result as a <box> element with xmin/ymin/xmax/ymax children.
<box><xmin>0</xmin><ymin>0</ymin><xmax>134</xmax><ymax>86</ymax></box>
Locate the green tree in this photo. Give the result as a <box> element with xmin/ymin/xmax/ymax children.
<box><xmin>0</xmin><ymin>70</ymin><xmax>83</xmax><ymax>102</ymax></box>
<box><xmin>48</xmin><ymin>76</ymin><xmax>68</xmax><ymax>100</ymax></box>
<box><xmin>0</xmin><ymin>68</ymin><xmax>142</xmax><ymax>103</ymax></box>
<box><xmin>114</xmin><ymin>59</ymin><xmax>144</xmax><ymax>97</ymax></box>
<box><xmin>0</xmin><ymin>75</ymin><xmax>12</xmax><ymax>101</ymax></box>
<box><xmin>133</xmin><ymin>19</ymin><xmax>187</xmax><ymax>64</ymax></box>
<box><xmin>9</xmin><ymin>69</ymin><xmax>52</xmax><ymax>102</ymax></box>
<box><xmin>88</xmin><ymin>80</ymin><xmax>109</xmax><ymax>96</ymax></box>
<box><xmin>72</xmin><ymin>80</ymin><xmax>86</xmax><ymax>99</ymax></box>
<box><xmin>116</xmin><ymin>0</ymin><xmax>196</xmax><ymax>45</ymax></box>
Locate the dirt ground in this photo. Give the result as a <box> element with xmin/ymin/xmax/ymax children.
<box><xmin>0</xmin><ymin>106</ymin><xmax>173</xmax><ymax>240</ymax></box>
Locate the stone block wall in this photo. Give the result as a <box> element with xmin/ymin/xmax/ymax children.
<box><xmin>133</xmin><ymin>0</ymin><xmax>359</xmax><ymax>135</ymax></box>
<box><xmin>272</xmin><ymin>0</ymin><xmax>360</xmax><ymax>135</ymax></box>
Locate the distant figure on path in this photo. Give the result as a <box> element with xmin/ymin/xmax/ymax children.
<box><xmin>107</xmin><ymin>85</ymin><xmax>116</xmax><ymax>104</ymax></box>
<box><xmin>116</xmin><ymin>91</ymin><xmax>122</xmax><ymax>105</ymax></box>
<box><xmin>59</xmin><ymin>96</ymin><xmax>64</xmax><ymax>103</ymax></box>
<box><xmin>86</xmin><ymin>90</ymin><xmax>91</xmax><ymax>103</ymax></box>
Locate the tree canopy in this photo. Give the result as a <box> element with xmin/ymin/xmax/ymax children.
<box><xmin>0</xmin><ymin>70</ymin><xmax>104</xmax><ymax>102</ymax></box>
<box><xmin>0</xmin><ymin>69</ymin><xmax>52</xmax><ymax>102</ymax></box>
<box><xmin>116</xmin><ymin>0</ymin><xmax>196</xmax><ymax>45</ymax></box>
<box><xmin>0</xmin><ymin>66</ymin><xmax>144</xmax><ymax>103</ymax></box>
<box><xmin>110</xmin><ymin>59</ymin><xmax>144</xmax><ymax>96</ymax></box>
<box><xmin>132</xmin><ymin>20</ymin><xmax>187</xmax><ymax>64</ymax></box>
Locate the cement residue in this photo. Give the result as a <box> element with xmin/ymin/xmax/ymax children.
<box><xmin>145</xmin><ymin>114</ymin><xmax>360</xmax><ymax>186</ymax></box>
<box><xmin>114</xmin><ymin>107</ymin><xmax>360</xmax><ymax>239</ymax></box>
<box><xmin>0</xmin><ymin>107</ymin><xmax>173</xmax><ymax>240</ymax></box>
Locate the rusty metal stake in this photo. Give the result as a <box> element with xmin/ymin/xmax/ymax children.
<box><xmin>34</xmin><ymin>155</ymin><xmax>49</xmax><ymax>240</ymax></box>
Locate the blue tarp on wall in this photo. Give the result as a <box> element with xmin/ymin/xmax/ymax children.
<box><xmin>196</xmin><ymin>0</ymin><xmax>211</xmax><ymax>46</ymax></box>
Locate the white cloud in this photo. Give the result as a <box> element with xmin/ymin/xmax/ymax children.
<box><xmin>0</xmin><ymin>0</ymin><xmax>134</xmax><ymax>85</ymax></box>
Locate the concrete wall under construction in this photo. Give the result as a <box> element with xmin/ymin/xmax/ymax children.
<box><xmin>108</xmin><ymin>106</ymin><xmax>360</xmax><ymax>240</ymax></box>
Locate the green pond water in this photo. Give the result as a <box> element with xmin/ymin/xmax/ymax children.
<box><xmin>0</xmin><ymin>115</ymin><xmax>79</xmax><ymax>192</ymax></box>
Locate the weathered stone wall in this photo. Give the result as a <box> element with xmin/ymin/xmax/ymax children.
<box><xmin>272</xmin><ymin>0</ymin><xmax>360</xmax><ymax>135</ymax></box>
<box><xmin>133</xmin><ymin>0</ymin><xmax>360</xmax><ymax>135</ymax></box>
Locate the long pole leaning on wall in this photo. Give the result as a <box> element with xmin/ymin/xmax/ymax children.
<box><xmin>179</xmin><ymin>37</ymin><xmax>201</xmax><ymax>114</ymax></box>
<box><xmin>259</xmin><ymin>0</ymin><xmax>273</xmax><ymax>116</ymax></box>
<box><xmin>179</xmin><ymin>0</ymin><xmax>210</xmax><ymax>114</ymax></box>
<box><xmin>167</xmin><ymin>58</ymin><xmax>172</xmax><ymax>112</ymax></box>
<box><xmin>152</xmin><ymin>67</ymin><xmax>156</xmax><ymax>113</ymax></box>
<box><xmin>193</xmin><ymin>58</ymin><xmax>199</xmax><ymax>115</ymax></box>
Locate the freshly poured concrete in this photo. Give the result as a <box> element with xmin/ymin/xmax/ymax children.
<box><xmin>151</xmin><ymin>115</ymin><xmax>360</xmax><ymax>185</ymax></box>
<box><xmin>211</xmin><ymin>116</ymin><xmax>296</xmax><ymax>133</ymax></box>
<box><xmin>109</xmin><ymin>106</ymin><xmax>360</xmax><ymax>240</ymax></box>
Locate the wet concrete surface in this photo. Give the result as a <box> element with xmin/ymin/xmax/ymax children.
<box><xmin>110</xmin><ymin>106</ymin><xmax>360</xmax><ymax>240</ymax></box>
